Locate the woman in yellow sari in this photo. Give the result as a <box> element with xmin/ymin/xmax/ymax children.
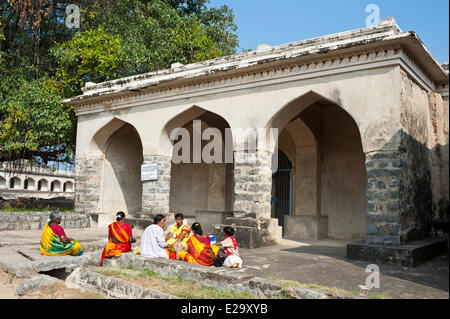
<box><xmin>166</xmin><ymin>213</ymin><xmax>191</xmax><ymax>249</ymax></box>
<box><xmin>40</xmin><ymin>212</ymin><xmax>83</xmax><ymax>256</ymax></box>
<box><xmin>178</xmin><ymin>222</ymin><xmax>218</xmax><ymax>266</ymax></box>
<box><xmin>100</xmin><ymin>212</ymin><xmax>136</xmax><ymax>266</ymax></box>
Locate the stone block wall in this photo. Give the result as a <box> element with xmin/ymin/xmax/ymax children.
<box><xmin>74</xmin><ymin>154</ymin><xmax>103</xmax><ymax>213</ymax></box>
<box><xmin>365</xmin><ymin>71</ymin><xmax>448</xmax><ymax>245</ymax></box>
<box><xmin>0</xmin><ymin>211</ymin><xmax>90</xmax><ymax>231</ymax></box>
<box><xmin>233</xmin><ymin>150</ymin><xmax>272</xmax><ymax>219</ymax></box>
<box><xmin>365</xmin><ymin>150</ymin><xmax>405</xmax><ymax>244</ymax></box>
<box><xmin>141</xmin><ymin>155</ymin><xmax>171</xmax><ymax>215</ymax></box>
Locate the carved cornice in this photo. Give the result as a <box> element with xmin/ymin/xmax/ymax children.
<box><xmin>72</xmin><ymin>46</ymin><xmax>438</xmax><ymax>116</ymax></box>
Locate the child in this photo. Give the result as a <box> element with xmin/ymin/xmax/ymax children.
<box><xmin>214</xmin><ymin>226</ymin><xmax>242</xmax><ymax>268</ymax></box>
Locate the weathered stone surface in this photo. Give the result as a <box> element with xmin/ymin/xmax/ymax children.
<box><xmin>282</xmin><ymin>286</ymin><xmax>328</xmax><ymax>299</ymax></box>
<box><xmin>233</xmin><ymin>151</ymin><xmax>273</xmax><ymax>220</ymax></box>
<box><xmin>65</xmin><ymin>17</ymin><xmax>448</xmax><ymax>251</ymax></box>
<box><xmin>347</xmin><ymin>237</ymin><xmax>448</xmax><ymax>266</ymax></box>
<box><xmin>66</xmin><ymin>267</ymin><xmax>178</xmax><ymax>299</ymax></box>
<box><xmin>141</xmin><ymin>155</ymin><xmax>171</xmax><ymax>215</ymax></box>
<box><xmin>15</xmin><ymin>274</ymin><xmax>59</xmax><ymax>296</ymax></box>
<box><xmin>0</xmin><ymin>212</ymin><xmax>90</xmax><ymax>231</ymax></box>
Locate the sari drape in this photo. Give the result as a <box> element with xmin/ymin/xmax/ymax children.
<box><xmin>167</xmin><ymin>224</ymin><xmax>191</xmax><ymax>249</ymax></box>
<box><xmin>178</xmin><ymin>234</ymin><xmax>218</xmax><ymax>266</ymax></box>
<box><xmin>40</xmin><ymin>223</ymin><xmax>83</xmax><ymax>256</ymax></box>
<box><xmin>100</xmin><ymin>222</ymin><xmax>131</xmax><ymax>266</ymax></box>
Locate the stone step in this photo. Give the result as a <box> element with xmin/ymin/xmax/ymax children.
<box><xmin>224</xmin><ymin>217</ymin><xmax>261</xmax><ymax>228</ymax></box>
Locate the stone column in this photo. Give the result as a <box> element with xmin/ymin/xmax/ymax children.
<box><xmin>233</xmin><ymin>150</ymin><xmax>273</xmax><ymax>219</ymax></box>
<box><xmin>365</xmin><ymin>151</ymin><xmax>406</xmax><ymax>244</ymax></box>
<box><xmin>141</xmin><ymin>155</ymin><xmax>172</xmax><ymax>216</ymax></box>
<box><xmin>74</xmin><ymin>154</ymin><xmax>103</xmax><ymax>214</ymax></box>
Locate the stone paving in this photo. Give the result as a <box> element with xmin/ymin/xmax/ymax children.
<box><xmin>0</xmin><ymin>227</ymin><xmax>447</xmax><ymax>299</ymax></box>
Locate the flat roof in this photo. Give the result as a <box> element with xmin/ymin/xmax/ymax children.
<box><xmin>65</xmin><ymin>17</ymin><xmax>448</xmax><ymax>105</ymax></box>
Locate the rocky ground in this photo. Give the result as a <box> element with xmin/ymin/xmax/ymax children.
<box><xmin>0</xmin><ymin>228</ymin><xmax>448</xmax><ymax>299</ymax></box>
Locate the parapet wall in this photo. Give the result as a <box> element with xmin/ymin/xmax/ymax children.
<box><xmin>0</xmin><ymin>212</ymin><xmax>90</xmax><ymax>231</ymax></box>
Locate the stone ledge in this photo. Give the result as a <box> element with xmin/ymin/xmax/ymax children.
<box><xmin>102</xmin><ymin>253</ymin><xmax>362</xmax><ymax>299</ymax></box>
<box><xmin>346</xmin><ymin>236</ymin><xmax>448</xmax><ymax>267</ymax></box>
<box><xmin>0</xmin><ymin>211</ymin><xmax>90</xmax><ymax>231</ymax></box>
<box><xmin>66</xmin><ymin>267</ymin><xmax>179</xmax><ymax>299</ymax></box>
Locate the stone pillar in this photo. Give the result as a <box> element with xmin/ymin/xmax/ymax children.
<box><xmin>74</xmin><ymin>154</ymin><xmax>103</xmax><ymax>214</ymax></box>
<box><xmin>141</xmin><ymin>155</ymin><xmax>172</xmax><ymax>216</ymax></box>
<box><xmin>365</xmin><ymin>151</ymin><xmax>405</xmax><ymax>244</ymax></box>
<box><xmin>233</xmin><ymin>150</ymin><xmax>273</xmax><ymax>219</ymax></box>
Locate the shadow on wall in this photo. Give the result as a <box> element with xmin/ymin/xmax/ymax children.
<box><xmin>365</xmin><ymin>127</ymin><xmax>449</xmax><ymax>244</ymax></box>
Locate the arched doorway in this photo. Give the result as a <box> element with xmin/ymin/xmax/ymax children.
<box><xmin>24</xmin><ymin>178</ymin><xmax>35</xmax><ymax>190</ymax></box>
<box><xmin>38</xmin><ymin>179</ymin><xmax>48</xmax><ymax>191</ymax></box>
<box><xmin>9</xmin><ymin>177</ymin><xmax>21</xmax><ymax>189</ymax></box>
<box><xmin>271</xmin><ymin>149</ymin><xmax>293</xmax><ymax>234</ymax></box>
<box><xmin>269</xmin><ymin>92</ymin><xmax>366</xmax><ymax>240</ymax></box>
<box><xmin>166</xmin><ymin>107</ymin><xmax>234</xmax><ymax>217</ymax></box>
<box><xmin>51</xmin><ymin>180</ymin><xmax>61</xmax><ymax>192</ymax></box>
<box><xmin>100</xmin><ymin>123</ymin><xmax>144</xmax><ymax>214</ymax></box>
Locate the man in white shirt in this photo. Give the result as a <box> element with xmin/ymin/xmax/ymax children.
<box><xmin>140</xmin><ymin>214</ymin><xmax>174</xmax><ymax>259</ymax></box>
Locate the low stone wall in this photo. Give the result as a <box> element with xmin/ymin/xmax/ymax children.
<box><xmin>66</xmin><ymin>267</ymin><xmax>179</xmax><ymax>299</ymax></box>
<box><xmin>102</xmin><ymin>253</ymin><xmax>357</xmax><ymax>299</ymax></box>
<box><xmin>0</xmin><ymin>197</ymin><xmax>74</xmax><ymax>210</ymax></box>
<box><xmin>0</xmin><ymin>211</ymin><xmax>90</xmax><ymax>231</ymax></box>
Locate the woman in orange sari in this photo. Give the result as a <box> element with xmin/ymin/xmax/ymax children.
<box><xmin>178</xmin><ymin>222</ymin><xmax>218</xmax><ymax>266</ymax></box>
<box><xmin>100</xmin><ymin>212</ymin><xmax>136</xmax><ymax>266</ymax></box>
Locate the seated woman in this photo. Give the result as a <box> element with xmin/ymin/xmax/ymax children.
<box><xmin>100</xmin><ymin>211</ymin><xmax>136</xmax><ymax>266</ymax></box>
<box><xmin>178</xmin><ymin>222</ymin><xmax>218</xmax><ymax>266</ymax></box>
<box><xmin>166</xmin><ymin>213</ymin><xmax>191</xmax><ymax>250</ymax></box>
<box><xmin>40</xmin><ymin>211</ymin><xmax>83</xmax><ymax>256</ymax></box>
<box><xmin>140</xmin><ymin>214</ymin><xmax>176</xmax><ymax>259</ymax></box>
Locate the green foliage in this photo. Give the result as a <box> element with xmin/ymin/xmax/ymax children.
<box><xmin>0</xmin><ymin>0</ymin><xmax>239</xmax><ymax>165</ymax></box>
<box><xmin>52</xmin><ymin>26</ymin><xmax>124</xmax><ymax>96</ymax></box>
<box><xmin>0</xmin><ymin>77</ymin><xmax>75</xmax><ymax>164</ymax></box>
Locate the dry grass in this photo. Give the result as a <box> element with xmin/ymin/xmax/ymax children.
<box><xmin>96</xmin><ymin>267</ymin><xmax>257</xmax><ymax>299</ymax></box>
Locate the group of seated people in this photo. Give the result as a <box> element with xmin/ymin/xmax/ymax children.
<box><xmin>40</xmin><ymin>211</ymin><xmax>242</xmax><ymax>269</ymax></box>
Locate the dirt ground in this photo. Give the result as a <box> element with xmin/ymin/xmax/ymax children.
<box><xmin>0</xmin><ymin>270</ymin><xmax>104</xmax><ymax>299</ymax></box>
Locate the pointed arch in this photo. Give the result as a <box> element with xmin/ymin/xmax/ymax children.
<box><xmin>63</xmin><ymin>181</ymin><xmax>74</xmax><ymax>192</ymax></box>
<box><xmin>161</xmin><ymin>105</ymin><xmax>235</xmax><ymax>217</ymax></box>
<box><xmin>38</xmin><ymin>179</ymin><xmax>48</xmax><ymax>191</ymax></box>
<box><xmin>90</xmin><ymin>118</ymin><xmax>144</xmax><ymax>213</ymax></box>
<box><xmin>159</xmin><ymin>105</ymin><xmax>234</xmax><ymax>158</ymax></box>
<box><xmin>24</xmin><ymin>177</ymin><xmax>35</xmax><ymax>190</ymax></box>
<box><xmin>267</xmin><ymin>90</ymin><xmax>366</xmax><ymax>240</ymax></box>
<box><xmin>9</xmin><ymin>177</ymin><xmax>21</xmax><ymax>189</ymax></box>
<box><xmin>88</xmin><ymin>117</ymin><xmax>138</xmax><ymax>155</ymax></box>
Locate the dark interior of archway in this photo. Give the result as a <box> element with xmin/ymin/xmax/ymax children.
<box><xmin>274</xmin><ymin>99</ymin><xmax>367</xmax><ymax>240</ymax></box>
<box><xmin>103</xmin><ymin>123</ymin><xmax>143</xmax><ymax>213</ymax></box>
<box><xmin>169</xmin><ymin>111</ymin><xmax>234</xmax><ymax>216</ymax></box>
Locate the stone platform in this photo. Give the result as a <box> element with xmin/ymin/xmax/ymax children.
<box><xmin>0</xmin><ymin>228</ymin><xmax>447</xmax><ymax>298</ymax></box>
<box><xmin>347</xmin><ymin>237</ymin><xmax>449</xmax><ymax>267</ymax></box>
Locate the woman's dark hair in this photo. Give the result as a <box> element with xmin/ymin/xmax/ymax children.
<box><xmin>224</xmin><ymin>226</ymin><xmax>234</xmax><ymax>236</ymax></box>
<box><xmin>175</xmin><ymin>213</ymin><xmax>184</xmax><ymax>219</ymax></box>
<box><xmin>116</xmin><ymin>211</ymin><xmax>125</xmax><ymax>221</ymax></box>
<box><xmin>191</xmin><ymin>222</ymin><xmax>203</xmax><ymax>236</ymax></box>
<box><xmin>153</xmin><ymin>214</ymin><xmax>166</xmax><ymax>224</ymax></box>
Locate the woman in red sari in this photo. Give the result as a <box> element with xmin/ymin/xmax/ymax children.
<box><xmin>178</xmin><ymin>222</ymin><xmax>218</xmax><ymax>266</ymax></box>
<box><xmin>100</xmin><ymin>212</ymin><xmax>136</xmax><ymax>266</ymax></box>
